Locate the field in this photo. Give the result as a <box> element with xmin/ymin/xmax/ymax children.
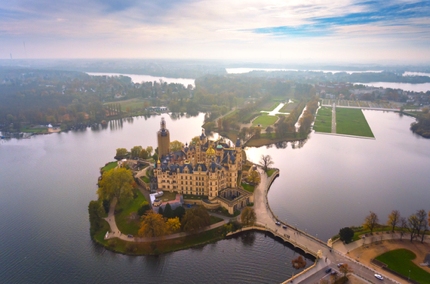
<box><xmin>376</xmin><ymin>249</ymin><xmax>430</xmax><ymax>284</ymax></box>
<box><xmin>336</xmin><ymin>108</ymin><xmax>374</xmax><ymax>137</ymax></box>
<box><xmin>252</xmin><ymin>114</ymin><xmax>279</xmax><ymax>128</ymax></box>
<box><xmin>313</xmin><ymin>106</ymin><xmax>332</xmax><ymax>133</ymax></box>
<box><xmin>115</xmin><ymin>190</ymin><xmax>148</xmax><ymax>235</ymax></box>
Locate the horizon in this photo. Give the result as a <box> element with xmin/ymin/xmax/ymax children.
<box><xmin>1</xmin><ymin>0</ymin><xmax>430</xmax><ymax>65</ymax></box>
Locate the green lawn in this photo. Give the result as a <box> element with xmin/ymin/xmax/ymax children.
<box><xmin>115</xmin><ymin>190</ymin><xmax>147</xmax><ymax>235</ymax></box>
<box><xmin>376</xmin><ymin>249</ymin><xmax>430</xmax><ymax>284</ymax></box>
<box><xmin>266</xmin><ymin>169</ymin><xmax>276</xmax><ymax>177</ymax></box>
<box><xmin>241</xmin><ymin>182</ymin><xmax>255</xmax><ymax>193</ymax></box>
<box><xmin>313</xmin><ymin>106</ymin><xmax>332</xmax><ymax>133</ymax></box>
<box><xmin>252</xmin><ymin>114</ymin><xmax>279</xmax><ymax>128</ymax></box>
<box><xmin>335</xmin><ymin>108</ymin><xmax>374</xmax><ymax>137</ymax></box>
<box><xmin>101</xmin><ymin>161</ymin><xmax>118</xmax><ymax>172</ymax></box>
<box><xmin>140</xmin><ymin>176</ymin><xmax>150</xmax><ymax>183</ymax></box>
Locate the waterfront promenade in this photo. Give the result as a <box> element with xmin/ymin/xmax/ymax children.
<box><xmin>252</xmin><ymin>168</ymin><xmax>401</xmax><ymax>284</ymax></box>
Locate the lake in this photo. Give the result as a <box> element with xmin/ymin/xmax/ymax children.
<box><xmin>0</xmin><ymin>114</ymin><xmax>312</xmax><ymax>283</ymax></box>
<box><xmin>358</xmin><ymin>82</ymin><xmax>430</xmax><ymax>92</ymax></box>
<box><xmin>86</xmin><ymin>72</ymin><xmax>195</xmax><ymax>87</ymax></box>
<box><xmin>1</xmin><ymin>111</ymin><xmax>429</xmax><ymax>282</ymax></box>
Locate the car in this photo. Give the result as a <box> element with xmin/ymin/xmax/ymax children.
<box><xmin>337</xmin><ymin>263</ymin><xmax>344</xmax><ymax>268</ymax></box>
<box><xmin>127</xmin><ymin>234</ymin><xmax>133</xmax><ymax>238</ymax></box>
<box><xmin>275</xmin><ymin>221</ymin><xmax>281</xmax><ymax>226</ymax></box>
<box><xmin>331</xmin><ymin>270</ymin><xmax>337</xmax><ymax>275</ymax></box>
<box><xmin>282</xmin><ymin>225</ymin><xmax>287</xmax><ymax>229</ymax></box>
<box><xmin>374</xmin><ymin>274</ymin><xmax>384</xmax><ymax>280</ymax></box>
<box><xmin>325</xmin><ymin>268</ymin><xmax>332</xmax><ymax>274</ymax></box>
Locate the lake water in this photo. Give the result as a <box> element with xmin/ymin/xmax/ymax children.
<box><xmin>358</xmin><ymin>82</ymin><xmax>430</xmax><ymax>92</ymax></box>
<box><xmin>86</xmin><ymin>72</ymin><xmax>195</xmax><ymax>87</ymax></box>
<box><xmin>0</xmin><ymin>114</ymin><xmax>313</xmax><ymax>283</ymax></box>
<box><xmin>1</xmin><ymin>111</ymin><xmax>429</xmax><ymax>282</ymax></box>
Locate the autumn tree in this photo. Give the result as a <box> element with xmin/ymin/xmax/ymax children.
<box><xmin>181</xmin><ymin>206</ymin><xmax>211</xmax><ymax>232</ymax></box>
<box><xmin>407</xmin><ymin>213</ymin><xmax>420</xmax><ymax>242</ymax></box>
<box><xmin>138</xmin><ymin>211</ymin><xmax>167</xmax><ymax>237</ymax></box>
<box><xmin>259</xmin><ymin>154</ymin><xmax>274</xmax><ymax>172</ymax></box>
<box><xmin>170</xmin><ymin>140</ymin><xmax>184</xmax><ymax>152</ymax></box>
<box><xmin>291</xmin><ymin>256</ymin><xmax>306</xmax><ymax>269</ymax></box>
<box><xmin>416</xmin><ymin>209</ymin><xmax>428</xmax><ymax>243</ymax></box>
<box><xmin>339</xmin><ymin>227</ymin><xmax>354</xmax><ymax>243</ymax></box>
<box><xmin>339</xmin><ymin>263</ymin><xmax>353</xmax><ymax>277</ymax></box>
<box><xmin>166</xmin><ymin>217</ymin><xmax>181</xmax><ymax>234</ymax></box>
<box><xmin>247</xmin><ymin>169</ymin><xmax>261</xmax><ymax>185</ymax></box>
<box><xmin>139</xmin><ymin>148</ymin><xmax>149</xmax><ymax>159</ymax></box>
<box><xmin>241</xmin><ymin>207</ymin><xmax>256</xmax><ymax>226</ymax></box>
<box><xmin>363</xmin><ymin>211</ymin><xmax>379</xmax><ymax>234</ymax></box>
<box><xmin>146</xmin><ymin>146</ymin><xmax>153</xmax><ymax>157</ymax></box>
<box><xmin>97</xmin><ymin>167</ymin><xmax>135</xmax><ymax>203</ymax></box>
<box><xmin>387</xmin><ymin>210</ymin><xmax>401</xmax><ymax>232</ymax></box>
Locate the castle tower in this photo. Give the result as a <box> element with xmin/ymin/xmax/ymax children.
<box><xmin>157</xmin><ymin>117</ymin><xmax>170</xmax><ymax>159</ymax></box>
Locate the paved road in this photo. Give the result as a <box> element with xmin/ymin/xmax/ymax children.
<box><xmin>331</xmin><ymin>103</ymin><xmax>336</xmax><ymax>133</ymax></box>
<box><xmin>253</xmin><ymin>168</ymin><xmax>400</xmax><ymax>284</ymax></box>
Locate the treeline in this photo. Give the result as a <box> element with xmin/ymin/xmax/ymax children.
<box><xmin>339</xmin><ymin>209</ymin><xmax>429</xmax><ymax>244</ymax></box>
<box><xmin>410</xmin><ymin>108</ymin><xmax>430</xmax><ymax>138</ymax></box>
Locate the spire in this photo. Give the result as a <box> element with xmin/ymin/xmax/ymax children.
<box><xmin>160</xmin><ymin>117</ymin><xmax>166</xmax><ymax>130</ymax></box>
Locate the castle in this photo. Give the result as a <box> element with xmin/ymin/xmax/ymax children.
<box><xmin>153</xmin><ymin>118</ymin><xmax>253</xmax><ymax>214</ymax></box>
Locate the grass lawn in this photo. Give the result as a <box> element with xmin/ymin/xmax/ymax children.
<box><xmin>252</xmin><ymin>114</ymin><xmax>279</xmax><ymax>128</ymax></box>
<box><xmin>21</xmin><ymin>126</ymin><xmax>49</xmax><ymax>134</ymax></box>
<box><xmin>140</xmin><ymin>176</ymin><xmax>150</xmax><ymax>183</ymax></box>
<box><xmin>101</xmin><ymin>161</ymin><xmax>117</xmax><ymax>172</ymax></box>
<box><xmin>336</xmin><ymin>108</ymin><xmax>374</xmax><ymax>137</ymax></box>
<box><xmin>313</xmin><ymin>106</ymin><xmax>332</xmax><ymax>133</ymax></box>
<box><xmin>160</xmin><ymin>191</ymin><xmax>177</xmax><ymax>202</ymax></box>
<box><xmin>241</xmin><ymin>182</ymin><xmax>255</xmax><ymax>193</ymax></box>
<box><xmin>376</xmin><ymin>249</ymin><xmax>430</xmax><ymax>284</ymax></box>
<box><xmin>266</xmin><ymin>169</ymin><xmax>276</xmax><ymax>177</ymax></box>
<box><xmin>280</xmin><ymin>101</ymin><xmax>298</xmax><ymax>113</ymax></box>
<box><xmin>105</xmin><ymin>98</ymin><xmax>148</xmax><ymax>115</ymax></box>
<box><xmin>115</xmin><ymin>190</ymin><xmax>147</xmax><ymax>235</ymax></box>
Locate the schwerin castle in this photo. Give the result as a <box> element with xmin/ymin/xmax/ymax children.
<box><xmin>153</xmin><ymin>118</ymin><xmax>253</xmax><ymax>214</ymax></box>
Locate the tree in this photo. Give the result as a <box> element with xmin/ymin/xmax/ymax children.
<box><xmin>137</xmin><ymin>201</ymin><xmax>150</xmax><ymax>216</ymax></box>
<box><xmin>130</xmin><ymin>146</ymin><xmax>142</xmax><ymax>159</ymax></box>
<box><xmin>241</xmin><ymin>207</ymin><xmax>256</xmax><ymax>226</ymax></box>
<box><xmin>266</xmin><ymin>126</ymin><xmax>274</xmax><ymax>137</ymax></box>
<box><xmin>139</xmin><ymin>148</ymin><xmax>149</xmax><ymax>159</ymax></box>
<box><xmin>291</xmin><ymin>256</ymin><xmax>306</xmax><ymax>269</ymax></box>
<box><xmin>339</xmin><ymin>227</ymin><xmax>354</xmax><ymax>243</ymax></box>
<box><xmin>416</xmin><ymin>209</ymin><xmax>428</xmax><ymax>243</ymax></box>
<box><xmin>88</xmin><ymin>200</ymin><xmax>105</xmax><ymax>236</ymax></box>
<box><xmin>97</xmin><ymin>168</ymin><xmax>135</xmax><ymax>203</ymax></box>
<box><xmin>247</xmin><ymin>169</ymin><xmax>260</xmax><ymax>185</ymax></box>
<box><xmin>400</xmin><ymin>217</ymin><xmax>407</xmax><ymax>240</ymax></box>
<box><xmin>115</xmin><ymin>148</ymin><xmax>128</xmax><ymax>160</ymax></box>
<box><xmin>146</xmin><ymin>146</ymin><xmax>153</xmax><ymax>157</ymax></box>
<box><xmin>166</xmin><ymin>217</ymin><xmax>181</xmax><ymax>234</ymax></box>
<box><xmin>173</xmin><ymin>206</ymin><xmax>186</xmax><ymax>219</ymax></box>
<box><xmin>170</xmin><ymin>140</ymin><xmax>184</xmax><ymax>152</ymax></box>
<box><xmin>407</xmin><ymin>214</ymin><xmax>420</xmax><ymax>242</ymax></box>
<box><xmin>259</xmin><ymin>154</ymin><xmax>274</xmax><ymax>172</ymax></box>
<box><xmin>163</xmin><ymin>203</ymin><xmax>174</xmax><ymax>219</ymax></box>
<box><xmin>387</xmin><ymin>210</ymin><xmax>401</xmax><ymax>232</ymax></box>
<box><xmin>138</xmin><ymin>211</ymin><xmax>167</xmax><ymax>237</ymax></box>
<box><xmin>339</xmin><ymin>263</ymin><xmax>353</xmax><ymax>277</ymax></box>
<box><xmin>181</xmin><ymin>206</ymin><xmax>211</xmax><ymax>232</ymax></box>
<box><xmin>363</xmin><ymin>211</ymin><xmax>379</xmax><ymax>234</ymax></box>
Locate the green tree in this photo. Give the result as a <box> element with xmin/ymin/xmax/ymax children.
<box><xmin>170</xmin><ymin>140</ymin><xmax>184</xmax><ymax>152</ymax></box>
<box><xmin>363</xmin><ymin>211</ymin><xmax>379</xmax><ymax>234</ymax></box>
<box><xmin>139</xmin><ymin>148</ymin><xmax>149</xmax><ymax>159</ymax></box>
<box><xmin>115</xmin><ymin>148</ymin><xmax>128</xmax><ymax>160</ymax></box>
<box><xmin>130</xmin><ymin>146</ymin><xmax>142</xmax><ymax>159</ymax></box>
<box><xmin>181</xmin><ymin>206</ymin><xmax>211</xmax><ymax>232</ymax></box>
<box><xmin>173</xmin><ymin>206</ymin><xmax>186</xmax><ymax>219</ymax></box>
<box><xmin>146</xmin><ymin>146</ymin><xmax>153</xmax><ymax>156</ymax></box>
<box><xmin>138</xmin><ymin>211</ymin><xmax>167</xmax><ymax>237</ymax></box>
<box><xmin>387</xmin><ymin>210</ymin><xmax>401</xmax><ymax>232</ymax></box>
<box><xmin>339</xmin><ymin>227</ymin><xmax>354</xmax><ymax>243</ymax></box>
<box><xmin>259</xmin><ymin>154</ymin><xmax>274</xmax><ymax>172</ymax></box>
<box><xmin>88</xmin><ymin>200</ymin><xmax>105</xmax><ymax>236</ymax></box>
<box><xmin>97</xmin><ymin>168</ymin><xmax>135</xmax><ymax>203</ymax></box>
<box><xmin>163</xmin><ymin>203</ymin><xmax>174</xmax><ymax>219</ymax></box>
<box><xmin>137</xmin><ymin>201</ymin><xmax>150</xmax><ymax>216</ymax></box>
<box><xmin>241</xmin><ymin>207</ymin><xmax>256</xmax><ymax>226</ymax></box>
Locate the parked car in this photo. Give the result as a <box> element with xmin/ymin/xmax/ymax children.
<box><xmin>127</xmin><ymin>234</ymin><xmax>133</xmax><ymax>238</ymax></box>
<box><xmin>325</xmin><ymin>268</ymin><xmax>332</xmax><ymax>274</ymax></box>
<box><xmin>374</xmin><ymin>274</ymin><xmax>384</xmax><ymax>280</ymax></box>
<box><xmin>275</xmin><ymin>221</ymin><xmax>281</xmax><ymax>226</ymax></box>
<box><xmin>337</xmin><ymin>263</ymin><xmax>344</xmax><ymax>268</ymax></box>
<box><xmin>331</xmin><ymin>270</ymin><xmax>337</xmax><ymax>275</ymax></box>
<box><xmin>282</xmin><ymin>225</ymin><xmax>287</xmax><ymax>229</ymax></box>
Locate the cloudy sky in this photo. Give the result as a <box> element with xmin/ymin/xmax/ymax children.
<box><xmin>1</xmin><ymin>0</ymin><xmax>429</xmax><ymax>64</ymax></box>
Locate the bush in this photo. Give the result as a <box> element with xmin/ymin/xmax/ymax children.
<box><xmin>339</xmin><ymin>227</ymin><xmax>354</xmax><ymax>243</ymax></box>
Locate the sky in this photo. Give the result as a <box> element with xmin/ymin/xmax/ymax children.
<box><xmin>1</xmin><ymin>0</ymin><xmax>430</xmax><ymax>64</ymax></box>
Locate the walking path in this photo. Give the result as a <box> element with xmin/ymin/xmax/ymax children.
<box><xmin>331</xmin><ymin>103</ymin><xmax>336</xmax><ymax>133</ymax></box>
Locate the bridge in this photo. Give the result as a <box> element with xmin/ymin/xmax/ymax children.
<box><xmin>230</xmin><ymin>167</ymin><xmax>401</xmax><ymax>284</ymax></box>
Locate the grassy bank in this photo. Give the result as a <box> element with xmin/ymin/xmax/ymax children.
<box><xmin>336</xmin><ymin>108</ymin><xmax>374</xmax><ymax>137</ymax></box>
<box><xmin>313</xmin><ymin>106</ymin><xmax>332</xmax><ymax>133</ymax></box>
<box><xmin>115</xmin><ymin>190</ymin><xmax>147</xmax><ymax>235</ymax></box>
